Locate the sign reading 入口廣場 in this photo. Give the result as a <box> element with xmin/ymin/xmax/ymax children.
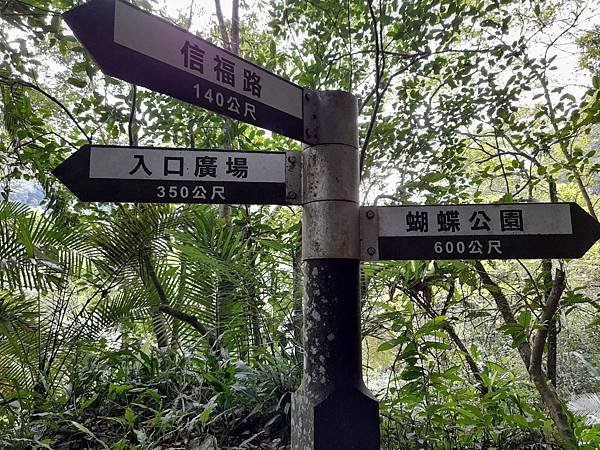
<box><xmin>63</xmin><ymin>0</ymin><xmax>307</xmax><ymax>142</ymax></box>
<box><xmin>360</xmin><ymin>203</ymin><xmax>600</xmax><ymax>260</ymax></box>
<box><xmin>53</xmin><ymin>145</ymin><xmax>300</xmax><ymax>205</ymax></box>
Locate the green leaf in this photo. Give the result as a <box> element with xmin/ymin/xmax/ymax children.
<box><xmin>258</xmin><ymin>239</ymin><xmax>286</xmax><ymax>251</ymax></box>
<box><xmin>66</xmin><ymin>77</ymin><xmax>87</xmax><ymax>88</ymax></box>
<box><xmin>457</xmin><ymin>404</ymin><xmax>484</xmax><ymax>423</ymax></box>
<box><xmin>517</xmin><ymin>309</ymin><xmax>532</xmax><ymax>328</ymax></box>
<box><xmin>198</xmin><ymin>394</ymin><xmax>219</xmax><ymax>425</ymax></box>
<box><xmin>401</xmin><ymin>367</ymin><xmax>424</xmax><ymax>380</ymax></box>
<box><xmin>440</xmin><ymin>366</ymin><xmax>463</xmax><ymax>382</ymax></box>
<box><xmin>422</xmin><ymin>341</ymin><xmax>452</xmax><ymax>351</ymax></box>
<box><xmin>16</xmin><ymin>218</ymin><xmax>34</xmax><ymax>257</ymax></box>
<box><xmin>470</xmin><ymin>343</ymin><xmax>480</xmax><ymax>361</ymax></box>
<box><xmin>499</xmin><ymin>323</ymin><xmax>524</xmax><ymax>335</ymax></box>
<box><xmin>80</xmin><ymin>394</ymin><xmax>98</xmax><ymax>410</ymax></box>
<box><xmin>415</xmin><ymin>316</ymin><xmax>446</xmax><ymax>338</ymax></box>
<box><xmin>498</xmin><ymin>193</ymin><xmax>514</xmax><ymax>203</ymax></box>
<box><xmin>422</xmin><ymin>172</ymin><xmax>446</xmax><ymax>183</ymax></box>
<box><xmin>507</xmin><ymin>414</ymin><xmax>531</xmax><ymax>429</ymax></box>
<box><xmin>112</xmin><ymin>439</ymin><xmax>128</xmax><ymax>450</ymax></box>
<box><xmin>560</xmin><ymin>93</ymin><xmax>576</xmax><ymax>102</ymax></box>
<box><xmin>377</xmin><ymin>341</ymin><xmax>396</xmax><ymax>351</ymax></box>
<box><xmin>378</xmin><ymin>335</ymin><xmax>408</xmax><ymax>351</ymax></box>
<box><xmin>124</xmin><ymin>407</ymin><xmax>136</xmax><ymax>425</ymax></box>
<box><xmin>69</xmin><ymin>421</ymin><xmax>109</xmax><ymax>450</ymax></box>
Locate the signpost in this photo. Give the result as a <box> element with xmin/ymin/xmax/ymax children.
<box><xmin>291</xmin><ymin>91</ymin><xmax>380</xmax><ymax>450</ymax></box>
<box><xmin>63</xmin><ymin>0</ymin><xmax>309</xmax><ymax>142</ymax></box>
<box><xmin>360</xmin><ymin>203</ymin><xmax>600</xmax><ymax>260</ymax></box>
<box><xmin>52</xmin><ymin>145</ymin><xmax>301</xmax><ymax>205</ymax></box>
<box><xmin>55</xmin><ymin>1</ymin><xmax>600</xmax><ymax>449</ymax></box>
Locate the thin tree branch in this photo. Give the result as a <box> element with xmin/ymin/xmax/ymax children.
<box><xmin>128</xmin><ymin>84</ymin><xmax>137</xmax><ymax>147</ymax></box>
<box><xmin>142</xmin><ymin>252</ymin><xmax>169</xmax><ymax>306</ymax></box>
<box><xmin>360</xmin><ymin>0</ymin><xmax>382</xmax><ymax>178</ymax></box>
<box><xmin>530</xmin><ymin>269</ymin><xmax>566</xmax><ymax>374</ymax></box>
<box><xmin>408</xmin><ymin>284</ymin><xmax>488</xmax><ymax>395</ymax></box>
<box><xmin>142</xmin><ymin>251</ymin><xmax>170</xmax><ymax>348</ymax></box>
<box><xmin>158</xmin><ymin>303</ymin><xmax>210</xmax><ymax>338</ymax></box>
<box><xmin>11</xmin><ymin>0</ymin><xmax>60</xmax><ymax>15</ymax></box>
<box><xmin>1</xmin><ymin>76</ymin><xmax>91</xmax><ymax>142</ymax></box>
<box><xmin>9</xmin><ymin>131</ymin><xmax>78</xmax><ymax>152</ymax></box>
<box><xmin>231</xmin><ymin>0</ymin><xmax>239</xmax><ymax>55</ymax></box>
<box><xmin>474</xmin><ymin>261</ymin><xmax>532</xmax><ymax>367</ymax></box>
<box><xmin>214</xmin><ymin>0</ymin><xmax>230</xmax><ymax>50</ymax></box>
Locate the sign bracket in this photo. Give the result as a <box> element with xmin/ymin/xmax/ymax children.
<box><xmin>285</xmin><ymin>151</ymin><xmax>302</xmax><ymax>205</ymax></box>
<box><xmin>360</xmin><ymin>206</ymin><xmax>379</xmax><ymax>261</ymax></box>
<box><xmin>302</xmin><ymin>89</ymin><xmax>318</xmax><ymax>145</ymax></box>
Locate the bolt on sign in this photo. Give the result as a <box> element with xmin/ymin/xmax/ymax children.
<box><xmin>360</xmin><ymin>203</ymin><xmax>600</xmax><ymax>260</ymax></box>
<box><xmin>63</xmin><ymin>0</ymin><xmax>308</xmax><ymax>142</ymax></box>
<box><xmin>53</xmin><ymin>145</ymin><xmax>301</xmax><ymax>205</ymax></box>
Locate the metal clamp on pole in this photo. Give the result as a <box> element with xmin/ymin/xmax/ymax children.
<box><xmin>360</xmin><ymin>206</ymin><xmax>380</xmax><ymax>261</ymax></box>
<box><xmin>285</xmin><ymin>151</ymin><xmax>302</xmax><ymax>205</ymax></box>
<box><xmin>291</xmin><ymin>91</ymin><xmax>380</xmax><ymax>450</ymax></box>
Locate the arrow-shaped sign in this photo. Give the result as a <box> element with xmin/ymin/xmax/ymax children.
<box><xmin>53</xmin><ymin>145</ymin><xmax>300</xmax><ymax>205</ymax></box>
<box><xmin>63</xmin><ymin>0</ymin><xmax>307</xmax><ymax>142</ymax></box>
<box><xmin>360</xmin><ymin>203</ymin><xmax>600</xmax><ymax>260</ymax></box>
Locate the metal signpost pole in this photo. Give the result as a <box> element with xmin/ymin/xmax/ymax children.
<box><xmin>291</xmin><ymin>90</ymin><xmax>380</xmax><ymax>449</ymax></box>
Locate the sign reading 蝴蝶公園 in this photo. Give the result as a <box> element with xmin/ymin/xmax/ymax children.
<box><xmin>360</xmin><ymin>203</ymin><xmax>600</xmax><ymax>260</ymax></box>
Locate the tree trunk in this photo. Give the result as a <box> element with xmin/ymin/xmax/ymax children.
<box><xmin>170</xmin><ymin>260</ymin><xmax>188</xmax><ymax>350</ymax></box>
<box><xmin>292</xmin><ymin>223</ymin><xmax>303</xmax><ymax>363</ymax></box>
<box><xmin>214</xmin><ymin>0</ymin><xmax>239</xmax><ymax>223</ymax></box>
<box><xmin>142</xmin><ymin>251</ymin><xmax>170</xmax><ymax>349</ymax></box>
<box><xmin>475</xmin><ymin>262</ymin><xmax>577</xmax><ymax>448</ymax></box>
<box><xmin>544</xmin><ymin>181</ymin><xmax>559</xmax><ymax>387</ymax></box>
<box><xmin>542</xmin><ymin>258</ymin><xmax>558</xmax><ymax>387</ymax></box>
<box><xmin>530</xmin><ymin>369</ymin><xmax>576</xmax><ymax>449</ymax></box>
<box><xmin>547</xmin><ymin>318</ymin><xmax>558</xmax><ymax>387</ymax></box>
<box><xmin>246</xmin><ymin>232</ymin><xmax>263</xmax><ymax>351</ymax></box>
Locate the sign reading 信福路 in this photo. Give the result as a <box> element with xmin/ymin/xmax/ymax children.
<box><xmin>52</xmin><ymin>145</ymin><xmax>300</xmax><ymax>205</ymax></box>
<box><xmin>360</xmin><ymin>203</ymin><xmax>600</xmax><ymax>260</ymax></box>
<box><xmin>63</xmin><ymin>0</ymin><xmax>307</xmax><ymax>142</ymax></box>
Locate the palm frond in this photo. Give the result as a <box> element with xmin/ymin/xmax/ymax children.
<box><xmin>90</xmin><ymin>204</ymin><xmax>181</xmax><ymax>280</ymax></box>
<box><xmin>568</xmin><ymin>393</ymin><xmax>600</xmax><ymax>425</ymax></box>
<box><xmin>0</xmin><ymin>201</ymin><xmax>96</xmax><ymax>292</ymax></box>
<box><xmin>170</xmin><ymin>209</ymin><xmax>263</xmax><ymax>355</ymax></box>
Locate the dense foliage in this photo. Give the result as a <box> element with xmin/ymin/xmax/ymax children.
<box><xmin>1</xmin><ymin>0</ymin><xmax>599</xmax><ymax>449</ymax></box>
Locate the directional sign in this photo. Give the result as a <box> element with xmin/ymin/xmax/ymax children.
<box><xmin>360</xmin><ymin>203</ymin><xmax>600</xmax><ymax>260</ymax></box>
<box><xmin>52</xmin><ymin>145</ymin><xmax>300</xmax><ymax>205</ymax></box>
<box><xmin>63</xmin><ymin>0</ymin><xmax>307</xmax><ymax>142</ymax></box>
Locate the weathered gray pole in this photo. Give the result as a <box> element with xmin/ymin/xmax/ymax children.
<box><xmin>291</xmin><ymin>90</ymin><xmax>380</xmax><ymax>449</ymax></box>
